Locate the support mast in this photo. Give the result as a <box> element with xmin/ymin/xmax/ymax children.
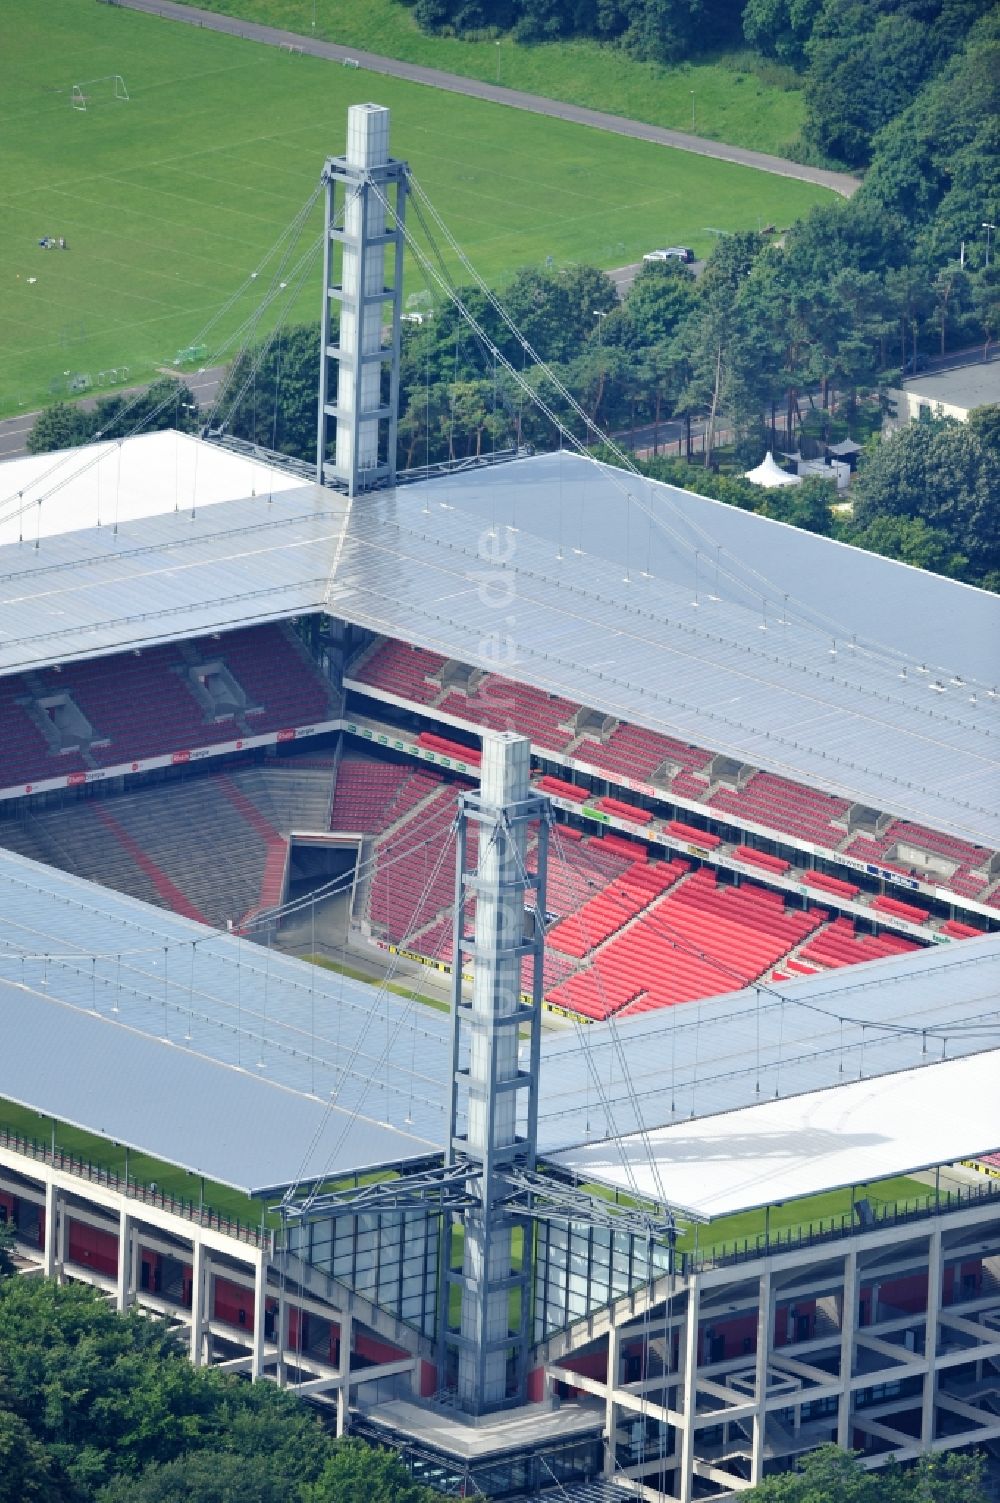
<box><xmin>441</xmin><ymin>732</ymin><xmax>550</xmax><ymax>1413</ymax></box>
<box><xmin>317</xmin><ymin>103</ymin><xmax>406</xmax><ymax>496</ymax></box>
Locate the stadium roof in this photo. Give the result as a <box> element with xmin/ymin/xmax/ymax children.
<box><xmin>334</xmin><ymin>459</ymin><xmax>1000</xmax><ymax>846</ymax></box>
<box><xmin>0</xmin><ymin>430</ymin><xmax>312</xmax><ymax>549</ymax></box>
<box><xmin>2</xmin><ymin>848</ymin><xmax>998</xmax><ymax>1195</ymax></box>
<box><xmin>536</xmin><ymin>933</ymin><xmax>1000</xmax><ymax>1144</ymax></box>
<box><xmin>552</xmin><ymin>1048</ymin><xmax>1000</xmax><ymax>1220</ymax></box>
<box><xmin>0</xmin><ymin>489</ymin><xmax>346</xmax><ymax>674</ymax></box>
<box><xmin>1</xmin><ymin>441</ymin><xmax>998</xmax><ymax>844</ymax></box>
<box><xmin>0</xmin><ymin>979</ymin><xmax>438</xmax><ymax>1196</ymax></box>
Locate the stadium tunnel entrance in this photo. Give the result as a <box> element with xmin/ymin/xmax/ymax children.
<box><xmin>276</xmin><ymin>835</ymin><xmax>360</xmax><ymax>954</ymax></box>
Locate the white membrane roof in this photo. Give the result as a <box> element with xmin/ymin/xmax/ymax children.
<box><xmin>552</xmin><ymin>1049</ymin><xmax>1000</xmax><ymax>1220</ymax></box>
<box><xmin>0</xmin><ymin>430</ymin><xmax>311</xmax><ymax>549</ymax></box>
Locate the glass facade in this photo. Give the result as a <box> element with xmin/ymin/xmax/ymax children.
<box><xmin>533</xmin><ymin>1219</ymin><xmax>672</xmax><ymax>1342</ymax></box>
<box><xmin>289</xmin><ymin>1207</ymin><xmax>439</xmax><ymax>1339</ymax></box>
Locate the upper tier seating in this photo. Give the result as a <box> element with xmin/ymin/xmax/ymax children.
<box><xmin>575</xmin><ymin>722</ymin><xmax>712</xmax><ymax>784</ymax></box>
<box><xmin>346</xmin><ymin>635</ymin><xmax>998</xmax><ymax>911</ymax></box>
<box><xmin>0</xmin><ymin>678</ymin><xmax>88</xmax><ymax>786</ymax></box>
<box><xmin>797</xmin><ymin>917</ymin><xmax>921</xmax><ymax>970</ymax></box>
<box><xmin>437</xmin><ymin>679</ymin><xmax>578</xmax><ymax>754</ymax></box>
<box><xmin>211</xmin><ymin>625</ymin><xmax>333</xmax><ymax>731</ymax></box>
<box><xmin>710</xmin><ymin>772</ymin><xmax>849</xmax><ymax>849</ymax></box>
<box><xmin>844</xmin><ymin>821</ymin><xmax>991</xmax><ymax>901</ymax></box>
<box><xmin>0</xmin><ymin>625</ymin><xmax>335</xmax><ymax>788</ymax></box>
<box><xmin>352</xmin><ymin>640</ymin><xmax>446</xmax><ymax>705</ymax></box>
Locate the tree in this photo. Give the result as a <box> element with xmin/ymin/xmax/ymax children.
<box><xmin>26</xmin><ymin>379</ymin><xmax>199</xmax><ymax>455</ymax></box>
<box><xmin>25</xmin><ymin>401</ymin><xmax>93</xmax><ymax>454</ymax></box>
<box><xmin>97</xmin><ymin>1451</ymin><xmax>292</xmax><ymax>1503</ymax></box>
<box><xmin>851</xmin><ymin>410</ymin><xmax>1000</xmax><ymax>585</ymax></box>
<box><xmin>744</xmin><ymin>1443</ymin><xmax>988</xmax><ymax>1501</ymax></box>
<box><xmin>842</xmin><ymin>512</ymin><xmax>968</xmax><ymax>577</ymax></box>
<box><xmin>756</xmin><ymin>474</ymin><xmax>836</xmax><ymax>533</ymax></box>
<box><xmin>0</xmin><ymin>1407</ymin><xmax>67</xmax><ymax>1503</ymax></box>
<box><xmin>224</xmin><ymin>324</ymin><xmax>320</xmax><ymax>462</ymax></box>
<box><xmin>302</xmin><ymin>1439</ymin><xmax>438</xmax><ymax>1503</ymax></box>
<box><xmin>803</xmin><ymin>7</ymin><xmax>935</xmax><ymax>169</ymax></box>
<box><xmin>742</xmin><ymin>0</ymin><xmax>822</xmax><ymax>65</ymax></box>
<box><xmin>856</xmin><ymin>10</ymin><xmax>999</xmax><ymax>260</ymax></box>
<box><xmin>0</xmin><ymin>1220</ymin><xmax>14</xmax><ymax>1280</ymax></box>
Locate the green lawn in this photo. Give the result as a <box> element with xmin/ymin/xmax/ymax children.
<box><xmin>0</xmin><ymin>0</ymin><xmax>832</xmax><ymax>415</ymax></box>
<box><xmin>0</xmin><ymin>1096</ymin><xmax>392</xmax><ymax>1234</ymax></box>
<box><xmin>686</xmin><ymin>1175</ymin><xmax>933</xmax><ymax>1264</ymax></box>
<box><xmin>172</xmin><ymin>0</ymin><xmax>807</xmax><ymax>155</ymax></box>
<box><xmin>581</xmin><ymin>1173</ymin><xmax>935</xmax><ymax>1267</ymax></box>
<box><xmin>305</xmin><ymin>953</ymin><xmax>450</xmax><ymax>1013</ymax></box>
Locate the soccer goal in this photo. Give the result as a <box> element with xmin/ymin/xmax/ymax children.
<box><xmin>70</xmin><ymin>74</ymin><xmax>129</xmax><ymax>110</ymax></box>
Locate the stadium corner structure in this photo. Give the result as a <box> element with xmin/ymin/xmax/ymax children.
<box><xmin>1</xmin><ymin>103</ymin><xmax>999</xmax><ymax>1502</ymax></box>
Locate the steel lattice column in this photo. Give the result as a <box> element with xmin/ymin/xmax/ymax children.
<box><xmin>316</xmin><ymin>104</ymin><xmax>406</xmax><ymax>496</ymax></box>
<box><xmin>441</xmin><ymin>732</ymin><xmax>550</xmax><ymax>1413</ymax></box>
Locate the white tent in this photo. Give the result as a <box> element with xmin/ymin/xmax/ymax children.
<box><xmin>744</xmin><ymin>450</ymin><xmax>802</xmax><ymax>488</ymax></box>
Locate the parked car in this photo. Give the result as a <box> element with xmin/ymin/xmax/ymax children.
<box><xmin>643</xmin><ymin>246</ymin><xmax>695</xmax><ymax>264</ymax></box>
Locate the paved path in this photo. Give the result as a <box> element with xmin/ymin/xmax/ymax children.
<box><xmin>116</xmin><ymin>0</ymin><xmax>860</xmax><ymax>197</ymax></box>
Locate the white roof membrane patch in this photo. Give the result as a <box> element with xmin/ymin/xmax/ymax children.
<box><xmin>552</xmin><ymin>1048</ymin><xmax>1000</xmax><ymax>1219</ymax></box>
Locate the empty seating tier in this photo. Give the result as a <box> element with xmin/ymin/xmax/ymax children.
<box><xmin>330</xmin><ymin>760</ymin><xmax>423</xmax><ymax>836</ymax></box>
<box><xmin>345</xmin><ymin>636</ymin><xmax>998</xmax><ymax>908</ymax></box>
<box><xmin>0</xmin><ymin>624</ymin><xmax>335</xmax><ymax>790</ymax></box>
<box><xmin>547</xmin><ymin>868</ymin><xmax>824</xmax><ymax>1021</ymax></box>
<box><xmin>416</xmin><ymin>730</ymin><xmax>481</xmax><ymax>766</ymax></box>
<box><xmin>797</xmin><ymin>917</ymin><xmax>921</xmax><ymax>970</ymax></box>
<box><xmin>801</xmin><ymin>870</ymin><xmax>860</xmax><ymax>900</ymax></box>
<box><xmin>710</xmin><ymin>772</ymin><xmax>849</xmax><ymax>849</ymax></box>
<box><xmin>939</xmin><ymin>919</ymin><xmax>984</xmax><ymax>939</ymax></box>
<box><xmin>352</xmin><ymin>640</ymin><xmax>447</xmax><ymax>705</ymax></box>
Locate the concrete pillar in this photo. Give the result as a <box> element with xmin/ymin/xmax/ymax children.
<box><xmin>56</xmin><ymin>1190</ymin><xmax>69</xmax><ymax>1284</ymax></box>
<box><xmin>921</xmin><ymin>1228</ymin><xmax>942</xmax><ymax>1447</ymax></box>
<box><xmin>116</xmin><ymin>1208</ymin><xmax>133</xmax><ymax>1312</ymax></box>
<box><xmin>336</xmin><ymin>1312</ymin><xmax>353</xmax><ymax>1437</ymax></box>
<box><xmin>275</xmin><ymin>1288</ymin><xmax>288</xmax><ymax>1387</ymax></box>
<box><xmin>679</xmin><ymin>1281</ymin><xmax>700</xmax><ymax>1503</ymax></box>
<box><xmin>837</xmin><ymin>1249</ymin><xmax>858</xmax><ymax>1448</ymax></box>
<box><xmin>250</xmin><ymin>1255</ymin><xmax>268</xmax><ymax>1380</ymax></box>
<box><xmin>604</xmin><ymin>1320</ymin><xmax>621</xmax><ymax>1475</ymax></box>
<box><xmin>190</xmin><ymin>1239</ymin><xmax>206</xmax><ymax>1366</ymax></box>
<box><xmin>750</xmin><ymin>1270</ymin><xmax>772</xmax><ymax>1484</ymax></box>
<box><xmin>43</xmin><ymin>1180</ymin><xmax>58</xmax><ymax>1279</ymax></box>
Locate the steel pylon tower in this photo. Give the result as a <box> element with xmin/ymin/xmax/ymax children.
<box><xmin>317</xmin><ymin>103</ymin><xmax>407</xmax><ymax>496</ymax></box>
<box><xmin>440</xmin><ymin>732</ymin><xmax>550</xmax><ymax>1413</ymax></box>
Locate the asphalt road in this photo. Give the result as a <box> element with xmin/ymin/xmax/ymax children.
<box><xmin>0</xmin><ymin>367</ymin><xmax>227</xmax><ymax>462</ymax></box>
<box><xmin>116</xmin><ymin>0</ymin><xmax>860</xmax><ymax>198</ymax></box>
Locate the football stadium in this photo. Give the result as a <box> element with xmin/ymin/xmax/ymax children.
<box><xmin>1</xmin><ymin>104</ymin><xmax>999</xmax><ymax>1500</ymax></box>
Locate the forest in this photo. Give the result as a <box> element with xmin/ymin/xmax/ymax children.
<box><xmin>406</xmin><ymin>0</ymin><xmax>998</xmax><ymax>172</ymax></box>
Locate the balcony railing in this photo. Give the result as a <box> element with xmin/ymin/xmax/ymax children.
<box><xmin>0</xmin><ymin>1126</ymin><xmax>266</xmax><ymax>1249</ymax></box>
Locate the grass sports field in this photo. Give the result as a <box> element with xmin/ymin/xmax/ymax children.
<box><xmin>0</xmin><ymin>0</ymin><xmax>832</xmax><ymax>417</ymax></box>
<box><xmin>171</xmin><ymin>0</ymin><xmax>808</xmax><ymax>156</ymax></box>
